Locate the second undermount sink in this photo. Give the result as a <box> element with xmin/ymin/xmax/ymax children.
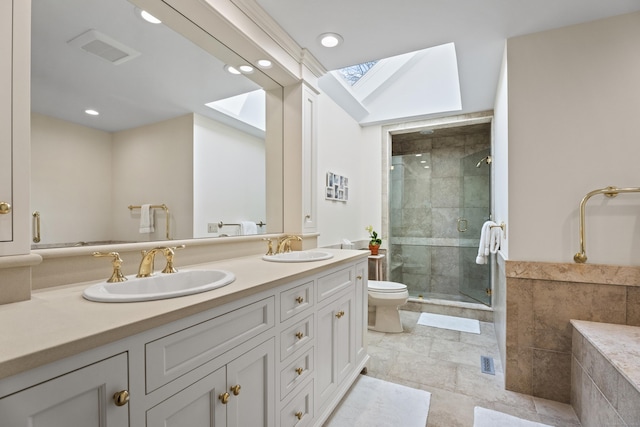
<box><xmin>82</xmin><ymin>269</ymin><xmax>236</xmax><ymax>303</ymax></box>
<box><xmin>262</xmin><ymin>250</ymin><xmax>334</xmax><ymax>263</ymax></box>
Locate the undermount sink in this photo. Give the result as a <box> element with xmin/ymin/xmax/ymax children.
<box><xmin>262</xmin><ymin>250</ymin><xmax>334</xmax><ymax>263</ymax></box>
<box><xmin>82</xmin><ymin>269</ymin><xmax>235</xmax><ymax>302</ymax></box>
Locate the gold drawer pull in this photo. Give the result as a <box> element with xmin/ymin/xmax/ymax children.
<box><xmin>113</xmin><ymin>390</ymin><xmax>129</xmax><ymax>406</ymax></box>
<box><xmin>295</xmin><ymin>411</ymin><xmax>303</xmax><ymax>420</ymax></box>
<box><xmin>295</xmin><ymin>331</ymin><xmax>304</xmax><ymax>340</ymax></box>
<box><xmin>0</xmin><ymin>202</ymin><xmax>11</xmax><ymax>215</ymax></box>
<box><xmin>295</xmin><ymin>367</ymin><xmax>303</xmax><ymax>375</ymax></box>
<box><xmin>335</xmin><ymin>310</ymin><xmax>345</xmax><ymax>319</ymax></box>
<box><xmin>219</xmin><ymin>392</ymin><xmax>230</xmax><ymax>404</ymax></box>
<box><xmin>295</xmin><ymin>296</ymin><xmax>304</xmax><ymax>304</ymax></box>
<box><xmin>230</xmin><ymin>384</ymin><xmax>241</xmax><ymax>396</ymax></box>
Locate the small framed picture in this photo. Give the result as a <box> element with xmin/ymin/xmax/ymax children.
<box><xmin>325</xmin><ymin>171</ymin><xmax>348</xmax><ymax>202</ymax></box>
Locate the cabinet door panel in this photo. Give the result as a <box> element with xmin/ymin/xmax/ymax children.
<box><xmin>0</xmin><ymin>0</ymin><xmax>13</xmax><ymax>242</ymax></box>
<box><xmin>336</xmin><ymin>295</ymin><xmax>355</xmax><ymax>384</ymax></box>
<box><xmin>316</xmin><ymin>302</ymin><xmax>337</xmax><ymax>406</ymax></box>
<box><xmin>0</xmin><ymin>353</ymin><xmax>129</xmax><ymax>426</ymax></box>
<box><xmin>226</xmin><ymin>338</ymin><xmax>275</xmax><ymax>427</ymax></box>
<box><xmin>146</xmin><ymin>366</ymin><xmax>226</xmax><ymax>427</ymax></box>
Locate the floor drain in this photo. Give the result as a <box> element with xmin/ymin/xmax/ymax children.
<box><xmin>480</xmin><ymin>355</ymin><xmax>495</xmax><ymax>375</ymax></box>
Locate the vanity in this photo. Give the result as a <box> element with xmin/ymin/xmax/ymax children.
<box><xmin>0</xmin><ymin>249</ymin><xmax>369</xmax><ymax>426</ymax></box>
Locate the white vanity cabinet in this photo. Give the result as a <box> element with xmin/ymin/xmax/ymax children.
<box><xmin>147</xmin><ymin>338</ymin><xmax>275</xmax><ymax>427</ymax></box>
<box><xmin>0</xmin><ymin>256</ymin><xmax>369</xmax><ymax>427</ymax></box>
<box><xmin>0</xmin><ymin>353</ymin><xmax>130</xmax><ymax>426</ymax></box>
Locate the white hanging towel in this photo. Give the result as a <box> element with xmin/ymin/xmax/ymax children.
<box><xmin>489</xmin><ymin>225</ymin><xmax>502</xmax><ymax>254</ymax></box>
<box><xmin>139</xmin><ymin>204</ymin><xmax>155</xmax><ymax>233</ymax></box>
<box><xmin>240</xmin><ymin>221</ymin><xmax>258</xmax><ymax>235</ymax></box>
<box><xmin>476</xmin><ymin>220</ymin><xmax>497</xmax><ymax>264</ymax></box>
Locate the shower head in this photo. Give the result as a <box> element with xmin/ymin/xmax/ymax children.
<box><xmin>476</xmin><ymin>155</ymin><xmax>492</xmax><ymax>168</ymax></box>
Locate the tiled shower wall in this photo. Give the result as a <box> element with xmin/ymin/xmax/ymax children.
<box><xmin>389</xmin><ymin>131</ymin><xmax>490</xmax><ymax>301</ymax></box>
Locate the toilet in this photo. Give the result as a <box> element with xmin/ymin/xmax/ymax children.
<box><xmin>367</xmin><ymin>280</ymin><xmax>409</xmax><ymax>333</ymax></box>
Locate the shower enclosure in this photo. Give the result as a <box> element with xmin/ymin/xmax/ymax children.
<box><xmin>389</xmin><ymin>125</ymin><xmax>491</xmax><ymax>306</ymax></box>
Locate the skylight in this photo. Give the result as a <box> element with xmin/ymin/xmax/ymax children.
<box><xmin>338</xmin><ymin>61</ymin><xmax>378</xmax><ymax>86</ymax></box>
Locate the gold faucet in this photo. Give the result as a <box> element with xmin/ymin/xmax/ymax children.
<box><xmin>92</xmin><ymin>251</ymin><xmax>127</xmax><ymax>283</ymax></box>
<box><xmin>136</xmin><ymin>245</ymin><xmax>185</xmax><ymax>277</ymax></box>
<box><xmin>276</xmin><ymin>235</ymin><xmax>302</xmax><ymax>254</ymax></box>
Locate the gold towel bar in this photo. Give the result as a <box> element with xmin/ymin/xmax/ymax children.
<box><xmin>128</xmin><ymin>204</ymin><xmax>171</xmax><ymax>240</ymax></box>
<box><xmin>490</xmin><ymin>222</ymin><xmax>506</xmax><ymax>238</ymax></box>
<box><xmin>574</xmin><ymin>186</ymin><xmax>640</xmax><ymax>263</ymax></box>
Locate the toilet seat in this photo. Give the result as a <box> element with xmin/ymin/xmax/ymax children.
<box><xmin>368</xmin><ymin>280</ymin><xmax>407</xmax><ymax>294</ymax></box>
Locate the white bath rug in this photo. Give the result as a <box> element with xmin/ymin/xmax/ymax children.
<box><xmin>417</xmin><ymin>312</ymin><xmax>480</xmax><ymax>334</ymax></box>
<box><xmin>324</xmin><ymin>375</ymin><xmax>430</xmax><ymax>427</ymax></box>
<box><xmin>473</xmin><ymin>407</ymin><xmax>553</xmax><ymax>427</ymax></box>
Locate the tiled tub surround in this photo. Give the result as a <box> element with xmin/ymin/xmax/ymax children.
<box><xmin>571</xmin><ymin>320</ymin><xmax>640</xmax><ymax>426</ymax></box>
<box><xmin>389</xmin><ymin>128</ymin><xmax>491</xmax><ymax>302</ymax></box>
<box><xmin>504</xmin><ymin>261</ymin><xmax>640</xmax><ymax>403</ymax></box>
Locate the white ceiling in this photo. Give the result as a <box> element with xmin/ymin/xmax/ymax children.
<box><xmin>32</xmin><ymin>0</ymin><xmax>264</xmax><ymax>133</ymax></box>
<box><xmin>255</xmin><ymin>0</ymin><xmax>640</xmax><ymax>118</ymax></box>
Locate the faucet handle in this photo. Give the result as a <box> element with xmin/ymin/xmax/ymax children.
<box><xmin>92</xmin><ymin>252</ymin><xmax>127</xmax><ymax>283</ymax></box>
<box><xmin>262</xmin><ymin>238</ymin><xmax>274</xmax><ymax>256</ymax></box>
<box><xmin>160</xmin><ymin>245</ymin><xmax>185</xmax><ymax>274</ymax></box>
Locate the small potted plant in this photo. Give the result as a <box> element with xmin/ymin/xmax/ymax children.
<box><xmin>366</xmin><ymin>225</ymin><xmax>382</xmax><ymax>255</ymax></box>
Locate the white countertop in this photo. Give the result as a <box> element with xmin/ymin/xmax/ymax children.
<box><xmin>0</xmin><ymin>249</ymin><xmax>367</xmax><ymax>380</ymax></box>
<box><xmin>571</xmin><ymin>319</ymin><xmax>640</xmax><ymax>392</ymax></box>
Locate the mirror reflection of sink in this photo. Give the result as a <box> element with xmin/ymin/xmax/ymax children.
<box><xmin>82</xmin><ymin>270</ymin><xmax>235</xmax><ymax>302</ymax></box>
<box><xmin>262</xmin><ymin>251</ymin><xmax>334</xmax><ymax>263</ymax></box>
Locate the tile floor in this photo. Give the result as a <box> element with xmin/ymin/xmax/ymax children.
<box><xmin>365</xmin><ymin>310</ymin><xmax>582</xmax><ymax>427</ymax></box>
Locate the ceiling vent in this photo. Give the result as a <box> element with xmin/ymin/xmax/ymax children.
<box><xmin>68</xmin><ymin>29</ymin><xmax>140</xmax><ymax>65</ymax></box>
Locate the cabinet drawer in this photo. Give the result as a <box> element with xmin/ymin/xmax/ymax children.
<box><xmin>317</xmin><ymin>266</ymin><xmax>353</xmax><ymax>302</ymax></box>
<box><xmin>280</xmin><ymin>280</ymin><xmax>314</xmax><ymax>322</ymax></box>
<box><xmin>280</xmin><ymin>314</ymin><xmax>313</xmax><ymax>361</ymax></box>
<box><xmin>280</xmin><ymin>380</ymin><xmax>314</xmax><ymax>427</ymax></box>
<box><xmin>146</xmin><ymin>297</ymin><xmax>274</xmax><ymax>393</ymax></box>
<box><xmin>280</xmin><ymin>347</ymin><xmax>313</xmax><ymax>400</ymax></box>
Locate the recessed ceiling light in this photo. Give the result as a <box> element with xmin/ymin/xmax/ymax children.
<box><xmin>85</xmin><ymin>109</ymin><xmax>99</xmax><ymax>116</ymax></box>
<box><xmin>415</xmin><ymin>154</ymin><xmax>422</xmax><ymax>157</ymax></box>
<box><xmin>134</xmin><ymin>8</ymin><xmax>162</xmax><ymax>24</ymax></box>
<box><xmin>224</xmin><ymin>65</ymin><xmax>241</xmax><ymax>75</ymax></box>
<box><xmin>256</xmin><ymin>59</ymin><xmax>272</xmax><ymax>69</ymax></box>
<box><xmin>424</xmin><ymin>166</ymin><xmax>430</xmax><ymax>169</ymax></box>
<box><xmin>420</xmin><ymin>160</ymin><xmax>426</xmax><ymax>164</ymax></box>
<box><xmin>238</xmin><ymin>65</ymin><xmax>254</xmax><ymax>74</ymax></box>
<box><xmin>318</xmin><ymin>33</ymin><xmax>343</xmax><ymax>48</ymax></box>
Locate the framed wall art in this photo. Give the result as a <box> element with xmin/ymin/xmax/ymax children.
<box><xmin>325</xmin><ymin>171</ymin><xmax>349</xmax><ymax>202</ymax></box>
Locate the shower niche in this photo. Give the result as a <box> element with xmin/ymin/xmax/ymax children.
<box><xmin>389</xmin><ymin>122</ymin><xmax>491</xmax><ymax>306</ymax></box>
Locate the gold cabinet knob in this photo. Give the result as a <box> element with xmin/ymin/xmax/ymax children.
<box><xmin>295</xmin><ymin>296</ymin><xmax>304</xmax><ymax>304</ymax></box>
<box><xmin>295</xmin><ymin>331</ymin><xmax>304</xmax><ymax>340</ymax></box>
<box><xmin>113</xmin><ymin>390</ymin><xmax>129</xmax><ymax>406</ymax></box>
<box><xmin>335</xmin><ymin>310</ymin><xmax>345</xmax><ymax>319</ymax></box>
<box><xmin>295</xmin><ymin>411</ymin><xmax>303</xmax><ymax>420</ymax></box>
<box><xmin>230</xmin><ymin>384</ymin><xmax>241</xmax><ymax>396</ymax></box>
<box><xmin>357</xmin><ymin>275</ymin><xmax>363</xmax><ymax>280</ymax></box>
<box><xmin>219</xmin><ymin>392</ymin><xmax>230</xmax><ymax>404</ymax></box>
<box><xmin>0</xmin><ymin>202</ymin><xmax>11</xmax><ymax>215</ymax></box>
<box><xmin>295</xmin><ymin>367</ymin><xmax>303</xmax><ymax>375</ymax></box>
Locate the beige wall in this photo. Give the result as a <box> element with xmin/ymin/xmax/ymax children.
<box><xmin>507</xmin><ymin>11</ymin><xmax>640</xmax><ymax>266</ymax></box>
<box><xmin>503</xmin><ymin>11</ymin><xmax>640</xmax><ymax>403</ymax></box>
<box><xmin>31</xmin><ymin>113</ymin><xmax>113</xmax><ymax>245</ymax></box>
<box><xmin>112</xmin><ymin>114</ymin><xmax>194</xmax><ymax>241</ymax></box>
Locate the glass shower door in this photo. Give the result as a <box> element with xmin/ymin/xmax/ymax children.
<box><xmin>458</xmin><ymin>149</ymin><xmax>491</xmax><ymax>305</ymax></box>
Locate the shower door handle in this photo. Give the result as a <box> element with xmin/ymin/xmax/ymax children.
<box><xmin>457</xmin><ymin>218</ymin><xmax>468</xmax><ymax>233</ymax></box>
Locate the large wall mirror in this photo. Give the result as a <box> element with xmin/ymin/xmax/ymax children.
<box><xmin>30</xmin><ymin>0</ymin><xmax>284</xmax><ymax>249</ymax></box>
